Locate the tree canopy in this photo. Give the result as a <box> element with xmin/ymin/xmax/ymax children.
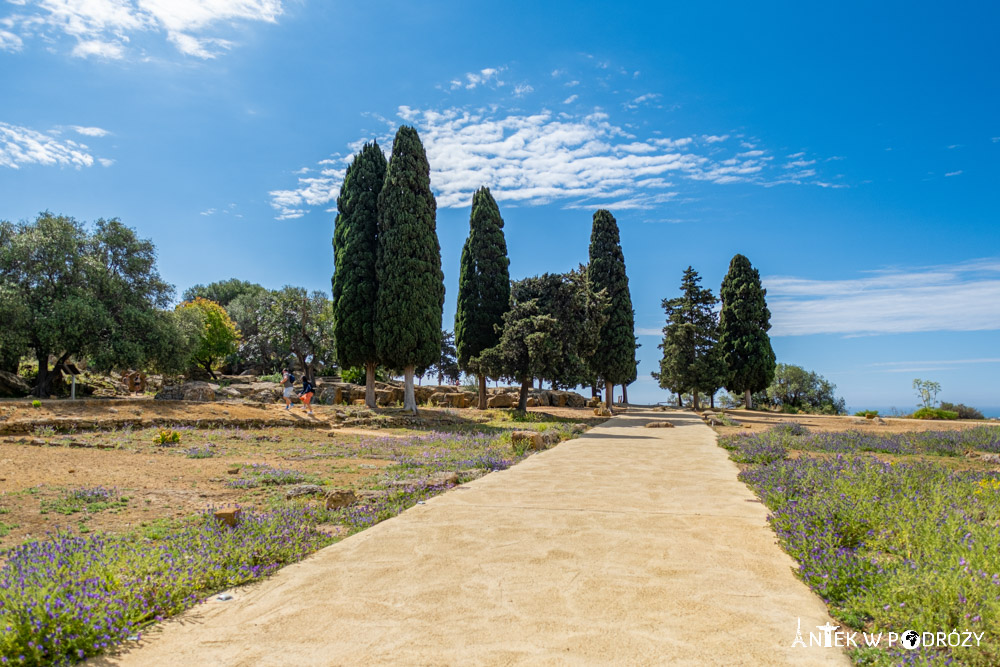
<box><xmin>182</xmin><ymin>279</ymin><xmax>263</xmax><ymax>308</ymax></box>
<box><xmin>587</xmin><ymin>209</ymin><xmax>636</xmax><ymax>407</ymax></box>
<box><xmin>718</xmin><ymin>253</ymin><xmax>776</xmax><ymax>407</ymax></box>
<box><xmin>478</xmin><ymin>268</ymin><xmax>607</xmax><ymax>411</ymax></box>
<box><xmin>655</xmin><ymin>266</ymin><xmax>722</xmax><ymax>410</ymax></box>
<box><xmin>176</xmin><ymin>297</ymin><xmax>240</xmax><ymax>379</ymax></box>
<box><xmin>375</xmin><ymin>126</ymin><xmax>444</xmax><ymax>412</ymax></box>
<box><xmin>454</xmin><ymin>186</ymin><xmax>510</xmax><ymax>407</ymax></box>
<box><xmin>0</xmin><ymin>213</ymin><xmax>173</xmax><ymax>395</ymax></box>
<box><xmin>762</xmin><ymin>363</ymin><xmax>845</xmax><ymax>414</ymax></box>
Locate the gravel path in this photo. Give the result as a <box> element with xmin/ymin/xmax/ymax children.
<box><xmin>97</xmin><ymin>407</ymin><xmax>847</xmax><ymax>666</ymax></box>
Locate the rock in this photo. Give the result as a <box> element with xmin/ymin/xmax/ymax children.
<box><xmin>182</xmin><ymin>382</ymin><xmax>218</xmax><ymax>402</ymax></box>
<box><xmin>285</xmin><ymin>484</ymin><xmax>325</xmax><ymax>499</ymax></box>
<box><xmin>541</xmin><ymin>431</ymin><xmax>561</xmax><ymax>445</ymax></box>
<box><xmin>978</xmin><ymin>453</ymin><xmax>1000</xmax><ymax>464</ymax></box>
<box><xmin>218</xmin><ymin>387</ymin><xmax>242</xmax><ymax>399</ymax></box>
<box><xmin>549</xmin><ymin>391</ymin><xmax>569</xmax><ymax>408</ymax></box>
<box><xmin>645</xmin><ymin>421</ymin><xmax>675</xmax><ymax>428</ymax></box>
<box><xmin>566</xmin><ymin>392</ymin><xmax>586</xmax><ymax>408</ymax></box>
<box><xmin>426</xmin><ymin>471</ymin><xmax>459</xmax><ymax>487</ymax></box>
<box><xmin>511</xmin><ymin>430</ymin><xmax>544</xmax><ymax>451</ymax></box>
<box><xmin>586</xmin><ymin>397</ymin><xmax>602</xmax><ymax>408</ymax></box>
<box><xmin>593</xmin><ymin>406</ymin><xmax>612</xmax><ymax>417</ymax></box>
<box><xmin>570</xmin><ymin>423</ymin><xmax>588</xmax><ymax>433</ymax></box>
<box><xmin>352</xmin><ymin>399</ymin><xmax>366</xmax><ymax>406</ymax></box>
<box><xmin>487</xmin><ymin>393</ymin><xmax>514</xmax><ymax>409</ymax></box>
<box><xmin>526</xmin><ymin>396</ymin><xmax>539</xmax><ymax>407</ymax></box>
<box><xmin>324</xmin><ymin>489</ymin><xmax>357</xmax><ymax>510</ymax></box>
<box><xmin>213</xmin><ymin>508</ymin><xmax>241</xmax><ymax>528</ymax></box>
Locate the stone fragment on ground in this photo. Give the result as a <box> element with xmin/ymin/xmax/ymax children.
<box><xmin>645</xmin><ymin>421</ymin><xmax>675</xmax><ymax>428</ymax></box>
<box><xmin>285</xmin><ymin>484</ymin><xmax>325</xmax><ymax>499</ymax></box>
<box><xmin>511</xmin><ymin>430</ymin><xmax>544</xmax><ymax>450</ymax></box>
<box><xmin>324</xmin><ymin>490</ymin><xmax>356</xmax><ymax>510</ymax></box>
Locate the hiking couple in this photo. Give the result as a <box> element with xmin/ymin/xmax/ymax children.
<box><xmin>281</xmin><ymin>369</ymin><xmax>314</xmax><ymax>414</ymax></box>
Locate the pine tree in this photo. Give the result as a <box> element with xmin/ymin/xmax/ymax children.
<box><xmin>718</xmin><ymin>254</ymin><xmax>776</xmax><ymax>409</ymax></box>
<box><xmin>375</xmin><ymin>126</ymin><xmax>444</xmax><ymax>414</ymax></box>
<box><xmin>455</xmin><ymin>186</ymin><xmax>510</xmax><ymax>409</ymax></box>
<box><xmin>656</xmin><ymin>267</ymin><xmax>719</xmax><ymax>411</ymax></box>
<box><xmin>332</xmin><ymin>141</ymin><xmax>387</xmax><ymax>408</ymax></box>
<box><xmin>587</xmin><ymin>209</ymin><xmax>636</xmax><ymax>409</ymax></box>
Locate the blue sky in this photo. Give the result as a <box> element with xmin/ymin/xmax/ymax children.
<box><xmin>1</xmin><ymin>1</ymin><xmax>998</xmax><ymax>413</ymax></box>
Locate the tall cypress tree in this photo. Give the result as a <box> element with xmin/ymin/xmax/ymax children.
<box><xmin>718</xmin><ymin>253</ymin><xmax>776</xmax><ymax>409</ymax></box>
<box><xmin>587</xmin><ymin>209</ymin><xmax>636</xmax><ymax>408</ymax></box>
<box><xmin>454</xmin><ymin>186</ymin><xmax>510</xmax><ymax>409</ymax></box>
<box><xmin>332</xmin><ymin>141</ymin><xmax>386</xmax><ymax>408</ymax></box>
<box><xmin>375</xmin><ymin>126</ymin><xmax>444</xmax><ymax>414</ymax></box>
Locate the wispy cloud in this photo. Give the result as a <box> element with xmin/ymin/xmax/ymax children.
<box><xmin>270</xmin><ymin>104</ymin><xmax>835</xmax><ymax>219</ymax></box>
<box><xmin>766</xmin><ymin>259</ymin><xmax>1000</xmax><ymax>336</ymax></box>
<box><xmin>635</xmin><ymin>327</ymin><xmax>663</xmax><ymax>336</ymax></box>
<box><xmin>562</xmin><ymin>94</ymin><xmax>578</xmax><ymax>104</ymax></box>
<box><xmin>0</xmin><ymin>121</ymin><xmax>110</xmax><ymax>169</ymax></box>
<box><xmin>868</xmin><ymin>358</ymin><xmax>1000</xmax><ymax>373</ymax></box>
<box><xmin>513</xmin><ymin>83</ymin><xmax>533</xmax><ymax>97</ymax></box>
<box><xmin>945</xmin><ymin>170</ymin><xmax>963</xmax><ymax>177</ymax></box>
<box><xmin>69</xmin><ymin>125</ymin><xmax>110</xmax><ymax>137</ymax></box>
<box><xmin>450</xmin><ymin>67</ymin><xmax>506</xmax><ymax>90</ymax></box>
<box><xmin>3</xmin><ymin>0</ymin><xmax>283</xmax><ymax>60</ymax></box>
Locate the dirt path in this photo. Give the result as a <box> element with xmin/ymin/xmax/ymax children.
<box><xmin>97</xmin><ymin>408</ymin><xmax>846</xmax><ymax>666</ymax></box>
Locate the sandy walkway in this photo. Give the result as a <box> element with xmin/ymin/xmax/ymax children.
<box><xmin>97</xmin><ymin>408</ymin><xmax>846</xmax><ymax>666</ymax></box>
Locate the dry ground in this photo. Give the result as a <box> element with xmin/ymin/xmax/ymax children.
<box><xmin>707</xmin><ymin>407</ymin><xmax>995</xmax><ymax>436</ymax></box>
<box><xmin>0</xmin><ymin>397</ymin><xmax>602</xmax><ymax>551</ymax></box>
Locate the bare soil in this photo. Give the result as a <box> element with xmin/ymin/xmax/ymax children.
<box><xmin>706</xmin><ymin>407</ymin><xmax>995</xmax><ymax>436</ymax></box>
<box><xmin>0</xmin><ymin>398</ymin><xmax>600</xmax><ymax>551</ymax></box>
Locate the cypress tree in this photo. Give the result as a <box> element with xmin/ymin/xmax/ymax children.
<box><xmin>454</xmin><ymin>186</ymin><xmax>510</xmax><ymax>409</ymax></box>
<box><xmin>587</xmin><ymin>209</ymin><xmax>636</xmax><ymax>409</ymax></box>
<box><xmin>332</xmin><ymin>141</ymin><xmax>387</xmax><ymax>408</ymax></box>
<box><xmin>718</xmin><ymin>254</ymin><xmax>776</xmax><ymax>409</ymax></box>
<box><xmin>375</xmin><ymin>126</ymin><xmax>444</xmax><ymax>414</ymax></box>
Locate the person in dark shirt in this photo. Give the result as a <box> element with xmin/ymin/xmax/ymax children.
<box><xmin>299</xmin><ymin>377</ymin><xmax>315</xmax><ymax>415</ymax></box>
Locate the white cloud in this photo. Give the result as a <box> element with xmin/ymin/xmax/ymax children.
<box><xmin>635</xmin><ymin>327</ymin><xmax>662</xmax><ymax>336</ymax></box>
<box><xmin>993</xmin><ymin>137</ymin><xmax>999</xmax><ymax>143</ymax></box>
<box><xmin>945</xmin><ymin>170</ymin><xmax>963</xmax><ymax>177</ymax></box>
<box><xmin>270</xmin><ymin>105</ymin><xmax>834</xmax><ymax>219</ymax></box>
<box><xmin>622</xmin><ymin>93</ymin><xmax>660</xmax><ymax>110</ymax></box>
<box><xmin>766</xmin><ymin>259</ymin><xmax>1000</xmax><ymax>336</ymax></box>
<box><xmin>4</xmin><ymin>0</ymin><xmax>282</xmax><ymax>59</ymax></box>
<box><xmin>70</xmin><ymin>125</ymin><xmax>110</xmax><ymax>137</ymax></box>
<box><xmin>513</xmin><ymin>83</ymin><xmax>533</xmax><ymax>97</ymax></box>
<box><xmin>97</xmin><ymin>157</ymin><xmax>114</xmax><ymax>166</ymax></box>
<box><xmin>562</xmin><ymin>94</ymin><xmax>578</xmax><ymax>104</ymax></box>
<box><xmin>451</xmin><ymin>66</ymin><xmax>506</xmax><ymax>90</ymax></box>
<box><xmin>0</xmin><ymin>120</ymin><xmax>109</xmax><ymax>169</ymax></box>
<box><xmin>869</xmin><ymin>358</ymin><xmax>1000</xmax><ymax>373</ymax></box>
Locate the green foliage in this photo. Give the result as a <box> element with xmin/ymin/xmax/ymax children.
<box><xmin>912</xmin><ymin>407</ymin><xmax>959</xmax><ymax>420</ymax></box>
<box><xmin>341</xmin><ymin>365</ymin><xmax>388</xmax><ymax>385</ymax></box>
<box><xmin>423</xmin><ymin>330</ymin><xmax>461</xmax><ymax>385</ymax></box>
<box><xmin>182</xmin><ymin>279</ymin><xmax>263</xmax><ymax>308</ymax></box>
<box><xmin>718</xmin><ymin>254</ymin><xmax>776</xmax><ymax>398</ymax></box>
<box><xmin>333</xmin><ymin>141</ymin><xmax>387</xmax><ymax>370</ymax></box>
<box><xmin>477</xmin><ymin>269</ymin><xmax>608</xmax><ymax>393</ymax></box>
<box><xmin>655</xmin><ymin>267</ymin><xmax>723</xmax><ymax>406</ymax></box>
<box><xmin>854</xmin><ymin>410</ymin><xmax>879</xmax><ymax>418</ymax></box>
<box><xmin>587</xmin><ymin>209</ymin><xmax>636</xmax><ymax>386</ymax></box>
<box><xmin>455</xmin><ymin>187</ymin><xmax>510</xmax><ymax>374</ymax></box>
<box><xmin>31</xmin><ymin>400</ymin><xmax>41</xmax><ymax>409</ymax></box>
<box><xmin>261</xmin><ymin>287</ymin><xmax>336</xmax><ymax>382</ymax></box>
<box><xmin>0</xmin><ymin>213</ymin><xmax>174</xmax><ymax>396</ymax></box>
<box><xmin>913</xmin><ymin>378</ymin><xmax>942</xmax><ymax>408</ymax></box>
<box><xmin>940</xmin><ymin>402</ymin><xmax>985</xmax><ymax>420</ymax></box>
<box><xmin>765</xmin><ymin>363</ymin><xmax>846</xmax><ymax>414</ymax></box>
<box><xmin>177</xmin><ymin>297</ymin><xmax>239</xmax><ymax>378</ymax></box>
<box><xmin>375</xmin><ymin>126</ymin><xmax>444</xmax><ymax>372</ymax></box>
<box><xmin>152</xmin><ymin>429</ymin><xmax>182</xmax><ymax>445</ymax></box>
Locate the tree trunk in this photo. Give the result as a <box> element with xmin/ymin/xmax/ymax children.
<box><xmin>677</xmin><ymin>394</ymin><xmax>682</xmax><ymax>408</ymax></box>
<box><xmin>591</xmin><ymin>384</ymin><xmax>598</xmax><ymax>399</ymax></box>
<box><xmin>402</xmin><ymin>365</ymin><xmax>418</xmax><ymax>415</ymax></box>
<box><xmin>692</xmin><ymin>389</ymin><xmax>700</xmax><ymax>412</ymax></box>
<box><xmin>477</xmin><ymin>373</ymin><xmax>487</xmax><ymax>410</ymax></box>
<box><xmin>365</xmin><ymin>361</ymin><xmax>376</xmax><ymax>409</ymax></box>
<box><xmin>710</xmin><ymin>392</ymin><xmax>715</xmax><ymax>409</ymax></box>
<box><xmin>745</xmin><ymin>389</ymin><xmax>752</xmax><ymax>410</ymax></box>
<box><xmin>33</xmin><ymin>351</ymin><xmax>51</xmax><ymax>398</ymax></box>
<box><xmin>517</xmin><ymin>377</ymin><xmax>531</xmax><ymax>412</ymax></box>
<box><xmin>605</xmin><ymin>380</ymin><xmax>613</xmax><ymax>409</ymax></box>
<box><xmin>622</xmin><ymin>384</ymin><xmax>629</xmax><ymax>406</ymax></box>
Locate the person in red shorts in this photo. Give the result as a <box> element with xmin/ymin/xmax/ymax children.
<box><xmin>298</xmin><ymin>376</ymin><xmax>315</xmax><ymax>415</ymax></box>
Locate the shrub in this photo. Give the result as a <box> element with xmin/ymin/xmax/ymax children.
<box><xmin>152</xmin><ymin>429</ymin><xmax>182</xmax><ymax>445</ymax></box>
<box><xmin>912</xmin><ymin>407</ymin><xmax>959</xmax><ymax>420</ymax></box>
<box><xmin>768</xmin><ymin>422</ymin><xmax>809</xmax><ymax>436</ymax></box>
<box><xmin>939</xmin><ymin>402</ymin><xmax>985</xmax><ymax>420</ymax></box>
<box><xmin>31</xmin><ymin>400</ymin><xmax>41</xmax><ymax>408</ymax></box>
<box><xmin>854</xmin><ymin>410</ymin><xmax>878</xmax><ymax>418</ymax></box>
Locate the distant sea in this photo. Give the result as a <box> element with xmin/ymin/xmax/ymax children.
<box><xmin>847</xmin><ymin>406</ymin><xmax>1000</xmax><ymax>420</ymax></box>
